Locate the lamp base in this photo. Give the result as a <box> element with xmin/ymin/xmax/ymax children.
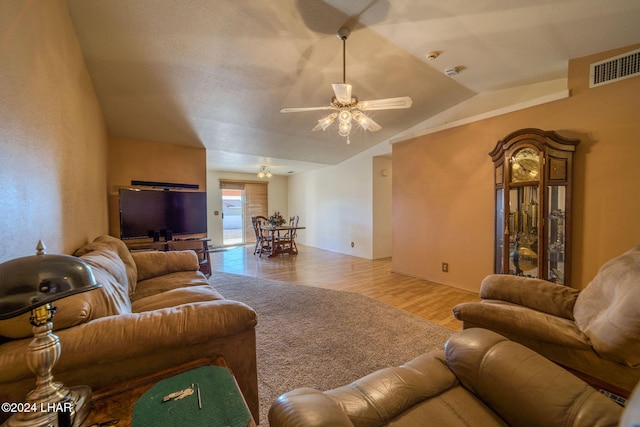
<box><xmin>2</xmin><ymin>384</ymin><xmax>91</xmax><ymax>427</ymax></box>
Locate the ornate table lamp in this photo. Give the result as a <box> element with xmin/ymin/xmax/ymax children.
<box><xmin>0</xmin><ymin>241</ymin><xmax>101</xmax><ymax>427</ymax></box>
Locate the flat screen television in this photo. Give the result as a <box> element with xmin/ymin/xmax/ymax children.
<box><xmin>119</xmin><ymin>189</ymin><xmax>207</xmax><ymax>239</ymax></box>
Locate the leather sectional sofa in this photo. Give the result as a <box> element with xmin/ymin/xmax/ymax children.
<box><xmin>0</xmin><ymin>235</ymin><xmax>259</xmax><ymax>423</ymax></box>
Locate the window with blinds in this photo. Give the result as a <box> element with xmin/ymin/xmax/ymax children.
<box><xmin>219</xmin><ymin>180</ymin><xmax>268</xmax><ymax>243</ymax></box>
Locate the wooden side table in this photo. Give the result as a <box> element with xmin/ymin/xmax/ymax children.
<box><xmin>81</xmin><ymin>356</ymin><xmax>255</xmax><ymax>426</ymax></box>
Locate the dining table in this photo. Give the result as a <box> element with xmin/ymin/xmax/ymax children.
<box><xmin>261</xmin><ymin>224</ymin><xmax>306</xmax><ymax>257</ymax></box>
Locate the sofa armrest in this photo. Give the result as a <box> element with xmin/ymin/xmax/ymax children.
<box><xmin>480</xmin><ymin>274</ymin><xmax>580</xmax><ymax>319</ymax></box>
<box><xmin>269</xmin><ymin>388</ymin><xmax>355</xmax><ymax>427</ymax></box>
<box><xmin>0</xmin><ymin>299</ymin><xmax>257</xmax><ymax>386</ymax></box>
<box><xmin>132</xmin><ymin>250</ymin><xmax>200</xmax><ymax>281</ymax></box>
<box><xmin>452</xmin><ymin>302</ymin><xmax>589</xmax><ymax>349</ymax></box>
<box><xmin>61</xmin><ymin>300</ymin><xmax>254</xmax><ymax>375</ymax></box>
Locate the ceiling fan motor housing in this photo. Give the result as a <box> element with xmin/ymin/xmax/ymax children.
<box><xmin>337</xmin><ymin>27</ymin><xmax>351</xmax><ymax>40</ymax></box>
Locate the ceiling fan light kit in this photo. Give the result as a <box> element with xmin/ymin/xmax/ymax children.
<box><xmin>257</xmin><ymin>165</ymin><xmax>272</xmax><ymax>179</ymax></box>
<box><xmin>281</xmin><ymin>27</ymin><xmax>412</xmax><ymax>144</ymax></box>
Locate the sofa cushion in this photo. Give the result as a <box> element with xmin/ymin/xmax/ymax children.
<box><xmin>132</xmin><ymin>285</ymin><xmax>225</xmax><ymax>312</ymax></box>
<box><xmin>132</xmin><ymin>250</ymin><xmax>200</xmax><ymax>282</ymax></box>
<box><xmin>131</xmin><ymin>271</ymin><xmax>210</xmax><ymax>302</ymax></box>
<box><xmin>574</xmin><ymin>245</ymin><xmax>640</xmax><ymax>368</ymax></box>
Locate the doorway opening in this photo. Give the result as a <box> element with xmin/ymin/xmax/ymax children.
<box><xmin>222</xmin><ymin>189</ymin><xmax>244</xmax><ymax>246</ymax></box>
<box><xmin>219</xmin><ymin>179</ymin><xmax>268</xmax><ymax>247</ymax></box>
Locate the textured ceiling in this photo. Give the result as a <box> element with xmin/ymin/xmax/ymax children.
<box><xmin>66</xmin><ymin>0</ymin><xmax>640</xmax><ymax>175</ymax></box>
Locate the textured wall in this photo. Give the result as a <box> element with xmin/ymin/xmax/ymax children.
<box><xmin>392</xmin><ymin>44</ymin><xmax>640</xmax><ymax>291</ymax></box>
<box><xmin>0</xmin><ymin>0</ymin><xmax>108</xmax><ymax>262</ymax></box>
<box><xmin>289</xmin><ymin>154</ymin><xmax>375</xmax><ymax>259</ymax></box>
<box><xmin>108</xmin><ymin>137</ymin><xmax>207</xmax><ymax>192</ymax></box>
<box><xmin>107</xmin><ymin>137</ymin><xmax>207</xmax><ymax>237</ymax></box>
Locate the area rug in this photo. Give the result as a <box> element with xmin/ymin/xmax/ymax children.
<box><xmin>211</xmin><ymin>271</ymin><xmax>455</xmax><ymax>425</ymax></box>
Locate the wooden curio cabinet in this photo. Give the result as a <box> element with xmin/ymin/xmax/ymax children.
<box><xmin>490</xmin><ymin>128</ymin><xmax>580</xmax><ymax>285</ymax></box>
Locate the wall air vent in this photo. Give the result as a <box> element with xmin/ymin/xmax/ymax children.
<box><xmin>590</xmin><ymin>48</ymin><xmax>640</xmax><ymax>88</ymax></box>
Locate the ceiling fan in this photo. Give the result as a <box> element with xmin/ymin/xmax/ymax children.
<box><xmin>280</xmin><ymin>27</ymin><xmax>412</xmax><ymax>144</ymax></box>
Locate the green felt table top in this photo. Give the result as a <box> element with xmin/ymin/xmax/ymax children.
<box><xmin>132</xmin><ymin>366</ymin><xmax>252</xmax><ymax>427</ymax></box>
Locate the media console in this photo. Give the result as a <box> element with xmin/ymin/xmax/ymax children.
<box><xmin>125</xmin><ymin>238</ymin><xmax>211</xmax><ymax>276</ymax></box>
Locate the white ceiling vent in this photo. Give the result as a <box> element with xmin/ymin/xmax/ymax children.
<box><xmin>590</xmin><ymin>48</ymin><xmax>640</xmax><ymax>88</ymax></box>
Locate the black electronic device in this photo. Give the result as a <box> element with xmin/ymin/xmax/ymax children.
<box><xmin>131</xmin><ymin>180</ymin><xmax>199</xmax><ymax>190</ymax></box>
<box><xmin>119</xmin><ymin>189</ymin><xmax>207</xmax><ymax>239</ymax></box>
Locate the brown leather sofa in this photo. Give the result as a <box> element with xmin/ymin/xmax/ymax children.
<box><xmin>0</xmin><ymin>235</ymin><xmax>259</xmax><ymax>423</ymax></box>
<box><xmin>269</xmin><ymin>328</ymin><xmax>624</xmax><ymax>427</ymax></box>
<box><xmin>453</xmin><ymin>245</ymin><xmax>640</xmax><ymax>398</ymax></box>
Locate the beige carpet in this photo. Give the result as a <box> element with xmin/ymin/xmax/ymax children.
<box><xmin>211</xmin><ymin>271</ymin><xmax>455</xmax><ymax>426</ymax></box>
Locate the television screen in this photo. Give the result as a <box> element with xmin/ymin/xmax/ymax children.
<box><xmin>119</xmin><ymin>189</ymin><xmax>207</xmax><ymax>239</ymax></box>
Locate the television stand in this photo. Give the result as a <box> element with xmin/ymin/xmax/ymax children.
<box><xmin>125</xmin><ymin>238</ymin><xmax>211</xmax><ymax>276</ymax></box>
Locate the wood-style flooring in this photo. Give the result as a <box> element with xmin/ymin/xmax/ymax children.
<box><xmin>209</xmin><ymin>244</ymin><xmax>481</xmax><ymax>330</ymax></box>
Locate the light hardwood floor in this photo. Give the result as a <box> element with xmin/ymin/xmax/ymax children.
<box><xmin>209</xmin><ymin>244</ymin><xmax>481</xmax><ymax>330</ymax></box>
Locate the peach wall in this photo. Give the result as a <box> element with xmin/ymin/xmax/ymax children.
<box><xmin>0</xmin><ymin>0</ymin><xmax>108</xmax><ymax>262</ymax></box>
<box><xmin>107</xmin><ymin>137</ymin><xmax>207</xmax><ymax>237</ymax></box>
<box><xmin>392</xmin><ymin>44</ymin><xmax>640</xmax><ymax>292</ymax></box>
<box><xmin>373</xmin><ymin>156</ymin><xmax>393</xmax><ymax>259</ymax></box>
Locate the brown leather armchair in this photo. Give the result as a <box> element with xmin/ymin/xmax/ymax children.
<box><xmin>269</xmin><ymin>328</ymin><xmax>624</xmax><ymax>427</ymax></box>
<box><xmin>453</xmin><ymin>246</ymin><xmax>640</xmax><ymax>399</ymax></box>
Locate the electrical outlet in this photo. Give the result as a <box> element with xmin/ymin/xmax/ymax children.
<box><xmin>442</xmin><ymin>262</ymin><xmax>449</xmax><ymax>273</ymax></box>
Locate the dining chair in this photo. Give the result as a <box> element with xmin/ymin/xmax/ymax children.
<box><xmin>279</xmin><ymin>215</ymin><xmax>299</xmax><ymax>253</ymax></box>
<box><xmin>254</xmin><ymin>215</ymin><xmax>274</xmax><ymax>256</ymax></box>
<box><xmin>251</xmin><ymin>216</ymin><xmax>271</xmax><ymax>255</ymax></box>
<box><xmin>250</xmin><ymin>216</ymin><xmax>261</xmax><ymax>255</ymax></box>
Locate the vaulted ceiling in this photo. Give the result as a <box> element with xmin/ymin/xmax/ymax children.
<box><xmin>67</xmin><ymin>0</ymin><xmax>640</xmax><ymax>175</ymax></box>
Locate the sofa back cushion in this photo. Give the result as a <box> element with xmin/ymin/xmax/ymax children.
<box><xmin>75</xmin><ymin>235</ymin><xmax>138</xmax><ymax>295</ymax></box>
<box><xmin>74</xmin><ymin>243</ymin><xmax>133</xmax><ymax>316</ymax></box>
<box><xmin>574</xmin><ymin>245</ymin><xmax>640</xmax><ymax>367</ymax></box>
<box><xmin>132</xmin><ymin>250</ymin><xmax>200</xmax><ymax>282</ymax></box>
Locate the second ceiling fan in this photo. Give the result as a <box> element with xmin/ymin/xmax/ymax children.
<box><xmin>280</xmin><ymin>27</ymin><xmax>412</xmax><ymax>144</ymax></box>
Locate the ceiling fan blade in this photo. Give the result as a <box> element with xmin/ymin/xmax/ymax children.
<box><xmin>332</xmin><ymin>83</ymin><xmax>352</xmax><ymax>102</ymax></box>
<box><xmin>357</xmin><ymin>96</ymin><xmax>412</xmax><ymax>111</ymax></box>
<box><xmin>280</xmin><ymin>106</ymin><xmax>336</xmax><ymax>113</ymax></box>
<box><xmin>311</xmin><ymin>112</ymin><xmax>338</xmax><ymax>132</ymax></box>
<box><xmin>352</xmin><ymin>111</ymin><xmax>382</xmax><ymax>132</ymax></box>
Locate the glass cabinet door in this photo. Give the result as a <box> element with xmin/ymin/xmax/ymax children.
<box><xmin>547</xmin><ymin>186</ymin><xmax>567</xmax><ymax>283</ymax></box>
<box><xmin>508</xmin><ymin>185</ymin><xmax>539</xmax><ymax>278</ymax></box>
<box><xmin>495</xmin><ymin>187</ymin><xmax>504</xmax><ymax>273</ymax></box>
<box><xmin>490</xmin><ymin>129</ymin><xmax>579</xmax><ymax>286</ymax></box>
